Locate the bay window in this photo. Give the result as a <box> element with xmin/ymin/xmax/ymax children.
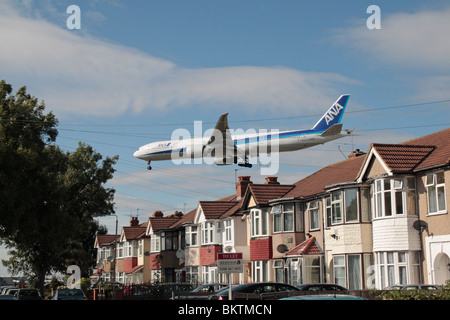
<box><xmin>373</xmin><ymin>177</ymin><xmax>417</xmax><ymax>218</ymax></box>
<box><xmin>185</xmin><ymin>225</ymin><xmax>198</xmax><ymax>247</ymax></box>
<box><xmin>376</xmin><ymin>251</ymin><xmax>421</xmax><ymax>289</ymax></box>
<box><xmin>201</xmin><ymin>221</ymin><xmax>222</xmax><ymax>245</ymax></box>
<box><xmin>250</xmin><ymin>209</ymin><xmax>268</xmax><ymax>237</ymax></box>
<box><xmin>150</xmin><ymin>234</ymin><xmax>160</xmax><ymax>252</ymax></box>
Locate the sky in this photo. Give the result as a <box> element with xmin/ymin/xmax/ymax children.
<box><xmin>1</xmin><ymin>0</ymin><xmax>450</xmax><ymax>276</ymax></box>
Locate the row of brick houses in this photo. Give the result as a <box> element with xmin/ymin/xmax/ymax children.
<box><xmin>94</xmin><ymin>128</ymin><xmax>450</xmax><ymax>290</ymax></box>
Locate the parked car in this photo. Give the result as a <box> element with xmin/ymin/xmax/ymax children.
<box><xmin>14</xmin><ymin>288</ymin><xmax>42</xmax><ymax>300</ymax></box>
<box><xmin>210</xmin><ymin>282</ymin><xmax>300</xmax><ymax>300</ymax></box>
<box><xmin>192</xmin><ymin>283</ymin><xmax>229</xmax><ymax>293</ymax></box>
<box><xmin>52</xmin><ymin>288</ymin><xmax>87</xmax><ymax>300</ymax></box>
<box><xmin>386</xmin><ymin>284</ymin><xmax>441</xmax><ymax>290</ymax></box>
<box><xmin>297</xmin><ymin>283</ymin><xmax>349</xmax><ymax>293</ymax></box>
<box><xmin>171</xmin><ymin>283</ymin><xmax>229</xmax><ymax>300</ymax></box>
<box><xmin>3</xmin><ymin>288</ymin><xmax>19</xmax><ymax>296</ymax></box>
<box><xmin>280</xmin><ymin>294</ymin><xmax>366</xmax><ymax>300</ymax></box>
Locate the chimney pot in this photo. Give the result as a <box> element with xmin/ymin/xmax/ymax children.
<box><xmin>236</xmin><ymin>176</ymin><xmax>252</xmax><ymax>199</ymax></box>
<box><xmin>265</xmin><ymin>177</ymin><xmax>279</xmax><ymax>184</ymax></box>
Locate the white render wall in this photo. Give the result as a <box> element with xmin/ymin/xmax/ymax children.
<box><xmin>372</xmin><ymin>215</ymin><xmax>421</xmax><ymax>252</ymax></box>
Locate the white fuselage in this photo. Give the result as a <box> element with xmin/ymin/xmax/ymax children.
<box><xmin>133</xmin><ymin>128</ymin><xmax>344</xmax><ymax>162</ymax></box>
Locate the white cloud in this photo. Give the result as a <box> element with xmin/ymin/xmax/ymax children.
<box><xmin>0</xmin><ymin>4</ymin><xmax>354</xmax><ymax>117</ymax></box>
<box><xmin>335</xmin><ymin>7</ymin><xmax>450</xmax><ymax>71</ymax></box>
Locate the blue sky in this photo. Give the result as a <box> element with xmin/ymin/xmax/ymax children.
<box><xmin>1</xmin><ymin>1</ymin><xmax>450</xmax><ymax>275</ymax></box>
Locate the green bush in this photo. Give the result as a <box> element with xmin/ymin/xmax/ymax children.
<box><xmin>377</xmin><ymin>282</ymin><xmax>450</xmax><ymax>300</ymax></box>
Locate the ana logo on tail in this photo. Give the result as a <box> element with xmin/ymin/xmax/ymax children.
<box><xmin>324</xmin><ymin>103</ymin><xmax>344</xmax><ymax>125</ymax></box>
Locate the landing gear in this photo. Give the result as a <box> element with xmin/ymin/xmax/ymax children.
<box><xmin>147</xmin><ymin>161</ymin><xmax>152</xmax><ymax>170</ymax></box>
<box><xmin>238</xmin><ymin>156</ymin><xmax>252</xmax><ymax>168</ymax></box>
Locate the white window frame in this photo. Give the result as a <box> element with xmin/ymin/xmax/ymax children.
<box><xmin>373</xmin><ymin>178</ymin><xmax>407</xmax><ymax>218</ymax></box>
<box><xmin>331</xmin><ymin>190</ymin><xmax>343</xmax><ymax>224</ymax></box>
<box><xmin>250</xmin><ymin>209</ymin><xmax>268</xmax><ymax>237</ymax></box>
<box><xmin>376</xmin><ymin>251</ymin><xmax>421</xmax><ymax>289</ymax></box>
<box><xmin>224</xmin><ymin>219</ymin><xmax>233</xmax><ymax>242</ymax></box>
<box><xmin>185</xmin><ymin>225</ymin><xmax>198</xmax><ymax>247</ymax></box>
<box><xmin>308</xmin><ymin>200</ymin><xmax>320</xmax><ymax>230</ymax></box>
<box><xmin>425</xmin><ymin>172</ymin><xmax>447</xmax><ymax>215</ymax></box>
<box><xmin>150</xmin><ymin>233</ymin><xmax>160</xmax><ymax>253</ymax></box>
<box><xmin>252</xmin><ymin>260</ymin><xmax>269</xmax><ymax>282</ymax></box>
<box><xmin>272</xmin><ymin>203</ymin><xmax>294</xmax><ymax>233</ymax></box>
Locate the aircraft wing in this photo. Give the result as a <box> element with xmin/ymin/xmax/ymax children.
<box><xmin>204</xmin><ymin>112</ymin><xmax>236</xmax><ymax>164</ymax></box>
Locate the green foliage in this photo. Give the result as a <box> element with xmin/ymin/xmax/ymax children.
<box><xmin>376</xmin><ymin>282</ymin><xmax>450</xmax><ymax>300</ymax></box>
<box><xmin>0</xmin><ymin>80</ymin><xmax>118</xmax><ymax>294</ymax></box>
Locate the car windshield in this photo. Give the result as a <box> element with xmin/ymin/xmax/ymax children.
<box><xmin>58</xmin><ymin>289</ymin><xmax>84</xmax><ymax>296</ymax></box>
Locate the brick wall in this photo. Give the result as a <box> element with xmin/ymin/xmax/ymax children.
<box><xmin>123</xmin><ymin>257</ymin><xmax>137</xmax><ymax>273</ymax></box>
<box><xmin>200</xmin><ymin>245</ymin><xmax>222</xmax><ymax>266</ymax></box>
<box><xmin>250</xmin><ymin>238</ymin><xmax>272</xmax><ymax>261</ymax></box>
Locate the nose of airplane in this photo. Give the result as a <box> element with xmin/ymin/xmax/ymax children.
<box><xmin>133</xmin><ymin>149</ymin><xmax>144</xmax><ymax>159</ymax></box>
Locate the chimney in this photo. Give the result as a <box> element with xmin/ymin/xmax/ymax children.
<box><xmin>348</xmin><ymin>149</ymin><xmax>365</xmax><ymax>159</ymax></box>
<box><xmin>152</xmin><ymin>210</ymin><xmax>164</xmax><ymax>218</ymax></box>
<box><xmin>264</xmin><ymin>176</ymin><xmax>279</xmax><ymax>185</ymax></box>
<box><xmin>130</xmin><ymin>216</ymin><xmax>139</xmax><ymax>226</ymax></box>
<box><xmin>236</xmin><ymin>176</ymin><xmax>252</xmax><ymax>199</ymax></box>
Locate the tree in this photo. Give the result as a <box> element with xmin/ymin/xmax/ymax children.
<box><xmin>0</xmin><ymin>80</ymin><xmax>58</xmax><ymax>237</ymax></box>
<box><xmin>0</xmin><ymin>81</ymin><xmax>118</xmax><ymax>294</ymax></box>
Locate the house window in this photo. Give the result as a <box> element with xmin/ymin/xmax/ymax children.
<box><xmin>150</xmin><ymin>234</ymin><xmax>160</xmax><ymax>252</ymax></box>
<box><xmin>252</xmin><ymin>260</ymin><xmax>269</xmax><ymax>282</ymax></box>
<box><xmin>250</xmin><ymin>209</ymin><xmax>268</xmax><ymax>237</ymax></box>
<box><xmin>139</xmin><ymin>239</ymin><xmax>143</xmax><ymax>256</ymax></box>
<box><xmin>308</xmin><ymin>201</ymin><xmax>320</xmax><ymax>230</ymax></box>
<box><xmin>272</xmin><ymin>203</ymin><xmax>294</xmax><ymax>233</ymax></box>
<box><xmin>407</xmin><ymin>177</ymin><xmax>417</xmax><ymax>215</ymax></box>
<box><xmin>117</xmin><ymin>243</ymin><xmax>124</xmax><ymax>258</ymax></box>
<box><xmin>273</xmin><ymin>260</ymin><xmax>284</xmax><ymax>282</ymax></box>
<box><xmin>425</xmin><ymin>172</ymin><xmax>446</xmax><ymax>214</ymax></box>
<box><xmin>202</xmin><ymin>266</ymin><xmax>218</xmax><ymax>284</ymax></box>
<box><xmin>296</xmin><ymin>203</ymin><xmax>304</xmax><ymax>232</ymax></box>
<box><xmin>333</xmin><ymin>254</ymin><xmax>362</xmax><ymax>290</ymax></box>
<box><xmin>331</xmin><ymin>191</ymin><xmax>343</xmax><ymax>224</ymax></box>
<box><xmin>303</xmin><ymin>256</ymin><xmax>321</xmax><ymax>284</ymax></box>
<box><xmin>376</xmin><ymin>251</ymin><xmax>421</xmax><ymax>289</ymax></box>
<box><xmin>373</xmin><ymin>178</ymin><xmax>406</xmax><ymax>218</ymax></box>
<box><xmin>161</xmin><ymin>231</ymin><xmax>178</xmax><ymax>251</ymax></box>
<box><xmin>225</xmin><ymin>220</ymin><xmax>232</xmax><ymax>242</ymax></box>
<box><xmin>345</xmin><ymin>188</ymin><xmax>358</xmax><ymax>222</ymax></box>
<box><xmin>185</xmin><ymin>266</ymin><xmax>199</xmax><ymax>283</ymax></box>
<box><xmin>185</xmin><ymin>225</ymin><xmax>198</xmax><ymax>247</ymax></box>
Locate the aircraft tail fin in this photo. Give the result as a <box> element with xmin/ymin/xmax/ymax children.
<box><xmin>312</xmin><ymin>94</ymin><xmax>349</xmax><ymax>131</ymax></box>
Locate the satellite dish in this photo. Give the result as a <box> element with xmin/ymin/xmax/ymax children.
<box><xmin>106</xmin><ymin>256</ymin><xmax>114</xmax><ymax>262</ymax></box>
<box><xmin>176</xmin><ymin>249</ymin><xmax>184</xmax><ymax>258</ymax></box>
<box><xmin>277</xmin><ymin>244</ymin><xmax>289</xmax><ymax>253</ymax></box>
<box><xmin>224</xmin><ymin>245</ymin><xmax>234</xmax><ymax>253</ymax></box>
<box><xmin>144</xmin><ymin>251</ymin><xmax>150</xmax><ymax>256</ymax></box>
<box><xmin>96</xmin><ymin>261</ymin><xmax>103</xmax><ymax>269</ymax></box>
<box><xmin>413</xmin><ymin>220</ymin><xmax>428</xmax><ymax>232</ymax></box>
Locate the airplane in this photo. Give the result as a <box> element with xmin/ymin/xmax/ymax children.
<box><xmin>134</xmin><ymin>94</ymin><xmax>351</xmax><ymax>170</ymax></box>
